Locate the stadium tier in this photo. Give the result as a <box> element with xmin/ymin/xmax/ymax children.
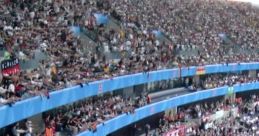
<box><xmin>0</xmin><ymin>0</ymin><xmax>258</xmax><ymax>136</ymax></box>
<box><xmin>0</xmin><ymin>63</ymin><xmax>259</xmax><ymax>128</ymax></box>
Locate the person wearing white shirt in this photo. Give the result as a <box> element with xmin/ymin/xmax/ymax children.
<box><xmin>0</xmin><ymin>84</ymin><xmax>7</xmax><ymax>93</ymax></box>
<box><xmin>8</xmin><ymin>84</ymin><xmax>15</xmax><ymax>93</ymax></box>
<box><xmin>0</xmin><ymin>97</ymin><xmax>8</xmax><ymax>105</ymax></box>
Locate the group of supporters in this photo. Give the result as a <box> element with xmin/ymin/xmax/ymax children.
<box><xmin>0</xmin><ymin>0</ymin><xmax>258</xmax><ymax>105</ymax></box>
<box><xmin>2</xmin><ymin>72</ymin><xmax>258</xmax><ymax>136</ymax></box>
<box><xmin>143</xmin><ymin>94</ymin><xmax>259</xmax><ymax>136</ymax></box>
<box><xmin>0</xmin><ymin>0</ymin><xmax>258</xmax><ymax>135</ymax></box>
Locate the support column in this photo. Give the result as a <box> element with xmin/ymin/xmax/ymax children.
<box><xmin>194</xmin><ymin>75</ymin><xmax>200</xmax><ymax>87</ymax></box>
<box><xmin>249</xmin><ymin>70</ymin><xmax>257</xmax><ymax>78</ymax></box>
<box><xmin>147</xmin><ymin>82</ymin><xmax>155</xmax><ymax>92</ymax></box>
<box><xmin>123</xmin><ymin>86</ymin><xmax>134</xmax><ymax>98</ymax></box>
<box><xmin>29</xmin><ymin>113</ymin><xmax>44</xmax><ymax>134</ymax></box>
<box><xmin>134</xmin><ymin>84</ymin><xmax>146</xmax><ymax>96</ymax></box>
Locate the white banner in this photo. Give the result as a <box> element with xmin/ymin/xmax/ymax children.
<box><xmin>163</xmin><ymin>125</ymin><xmax>185</xmax><ymax>136</ymax></box>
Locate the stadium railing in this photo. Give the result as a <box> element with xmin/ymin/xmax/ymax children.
<box><xmin>0</xmin><ymin>62</ymin><xmax>259</xmax><ymax>128</ymax></box>
<box><xmin>78</xmin><ymin>82</ymin><xmax>259</xmax><ymax>136</ymax></box>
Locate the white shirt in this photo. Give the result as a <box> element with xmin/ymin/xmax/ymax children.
<box><xmin>0</xmin><ymin>97</ymin><xmax>7</xmax><ymax>104</ymax></box>
<box><xmin>8</xmin><ymin>84</ymin><xmax>15</xmax><ymax>93</ymax></box>
<box><xmin>0</xmin><ymin>87</ymin><xmax>7</xmax><ymax>94</ymax></box>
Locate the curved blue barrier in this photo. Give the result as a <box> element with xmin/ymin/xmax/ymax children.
<box><xmin>0</xmin><ymin>62</ymin><xmax>259</xmax><ymax>128</ymax></box>
<box><xmin>78</xmin><ymin>82</ymin><xmax>259</xmax><ymax>136</ymax></box>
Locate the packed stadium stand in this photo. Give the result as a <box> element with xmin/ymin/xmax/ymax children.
<box><xmin>0</xmin><ymin>0</ymin><xmax>258</xmax><ymax>136</ymax></box>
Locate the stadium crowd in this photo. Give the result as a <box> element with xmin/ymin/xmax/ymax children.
<box><xmin>202</xmin><ymin>73</ymin><xmax>259</xmax><ymax>89</ymax></box>
<box><xmin>108</xmin><ymin>0</ymin><xmax>259</xmax><ymax>65</ymax></box>
<box><xmin>43</xmin><ymin>94</ymin><xmax>147</xmax><ymax>135</ymax></box>
<box><xmin>7</xmin><ymin>93</ymin><xmax>149</xmax><ymax>136</ymax></box>
<box><xmin>0</xmin><ymin>0</ymin><xmax>258</xmax><ymax>135</ymax></box>
<box><xmin>4</xmin><ymin>72</ymin><xmax>258</xmax><ymax>136</ymax></box>
<box><xmin>143</xmin><ymin>94</ymin><xmax>259</xmax><ymax>136</ymax></box>
<box><xmin>0</xmin><ymin>0</ymin><xmax>259</xmax><ymax>106</ymax></box>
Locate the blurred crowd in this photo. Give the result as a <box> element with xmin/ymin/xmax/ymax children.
<box><xmin>203</xmin><ymin>74</ymin><xmax>259</xmax><ymax>89</ymax></box>
<box><xmin>0</xmin><ymin>0</ymin><xmax>105</xmax><ymax>106</ymax></box>
<box><xmin>42</xmin><ymin>73</ymin><xmax>259</xmax><ymax>135</ymax></box>
<box><xmin>0</xmin><ymin>1</ymin><xmax>258</xmax><ymax>136</ymax></box>
<box><xmin>0</xmin><ymin>0</ymin><xmax>258</xmax><ymax>105</ymax></box>
<box><xmin>108</xmin><ymin>0</ymin><xmax>259</xmax><ymax>66</ymax></box>
<box><xmin>7</xmin><ymin>93</ymin><xmax>148</xmax><ymax>136</ymax></box>
<box><xmin>144</xmin><ymin>94</ymin><xmax>259</xmax><ymax>136</ymax></box>
<box><xmin>194</xmin><ymin>73</ymin><xmax>259</xmax><ymax>90</ymax></box>
<box><xmin>4</xmin><ymin>72</ymin><xmax>258</xmax><ymax>136</ymax></box>
<box><xmin>42</xmin><ymin>93</ymin><xmax>148</xmax><ymax>135</ymax></box>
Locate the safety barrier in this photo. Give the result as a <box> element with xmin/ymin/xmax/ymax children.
<box><xmin>0</xmin><ymin>62</ymin><xmax>259</xmax><ymax>128</ymax></box>
<box><xmin>78</xmin><ymin>82</ymin><xmax>259</xmax><ymax>136</ymax></box>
